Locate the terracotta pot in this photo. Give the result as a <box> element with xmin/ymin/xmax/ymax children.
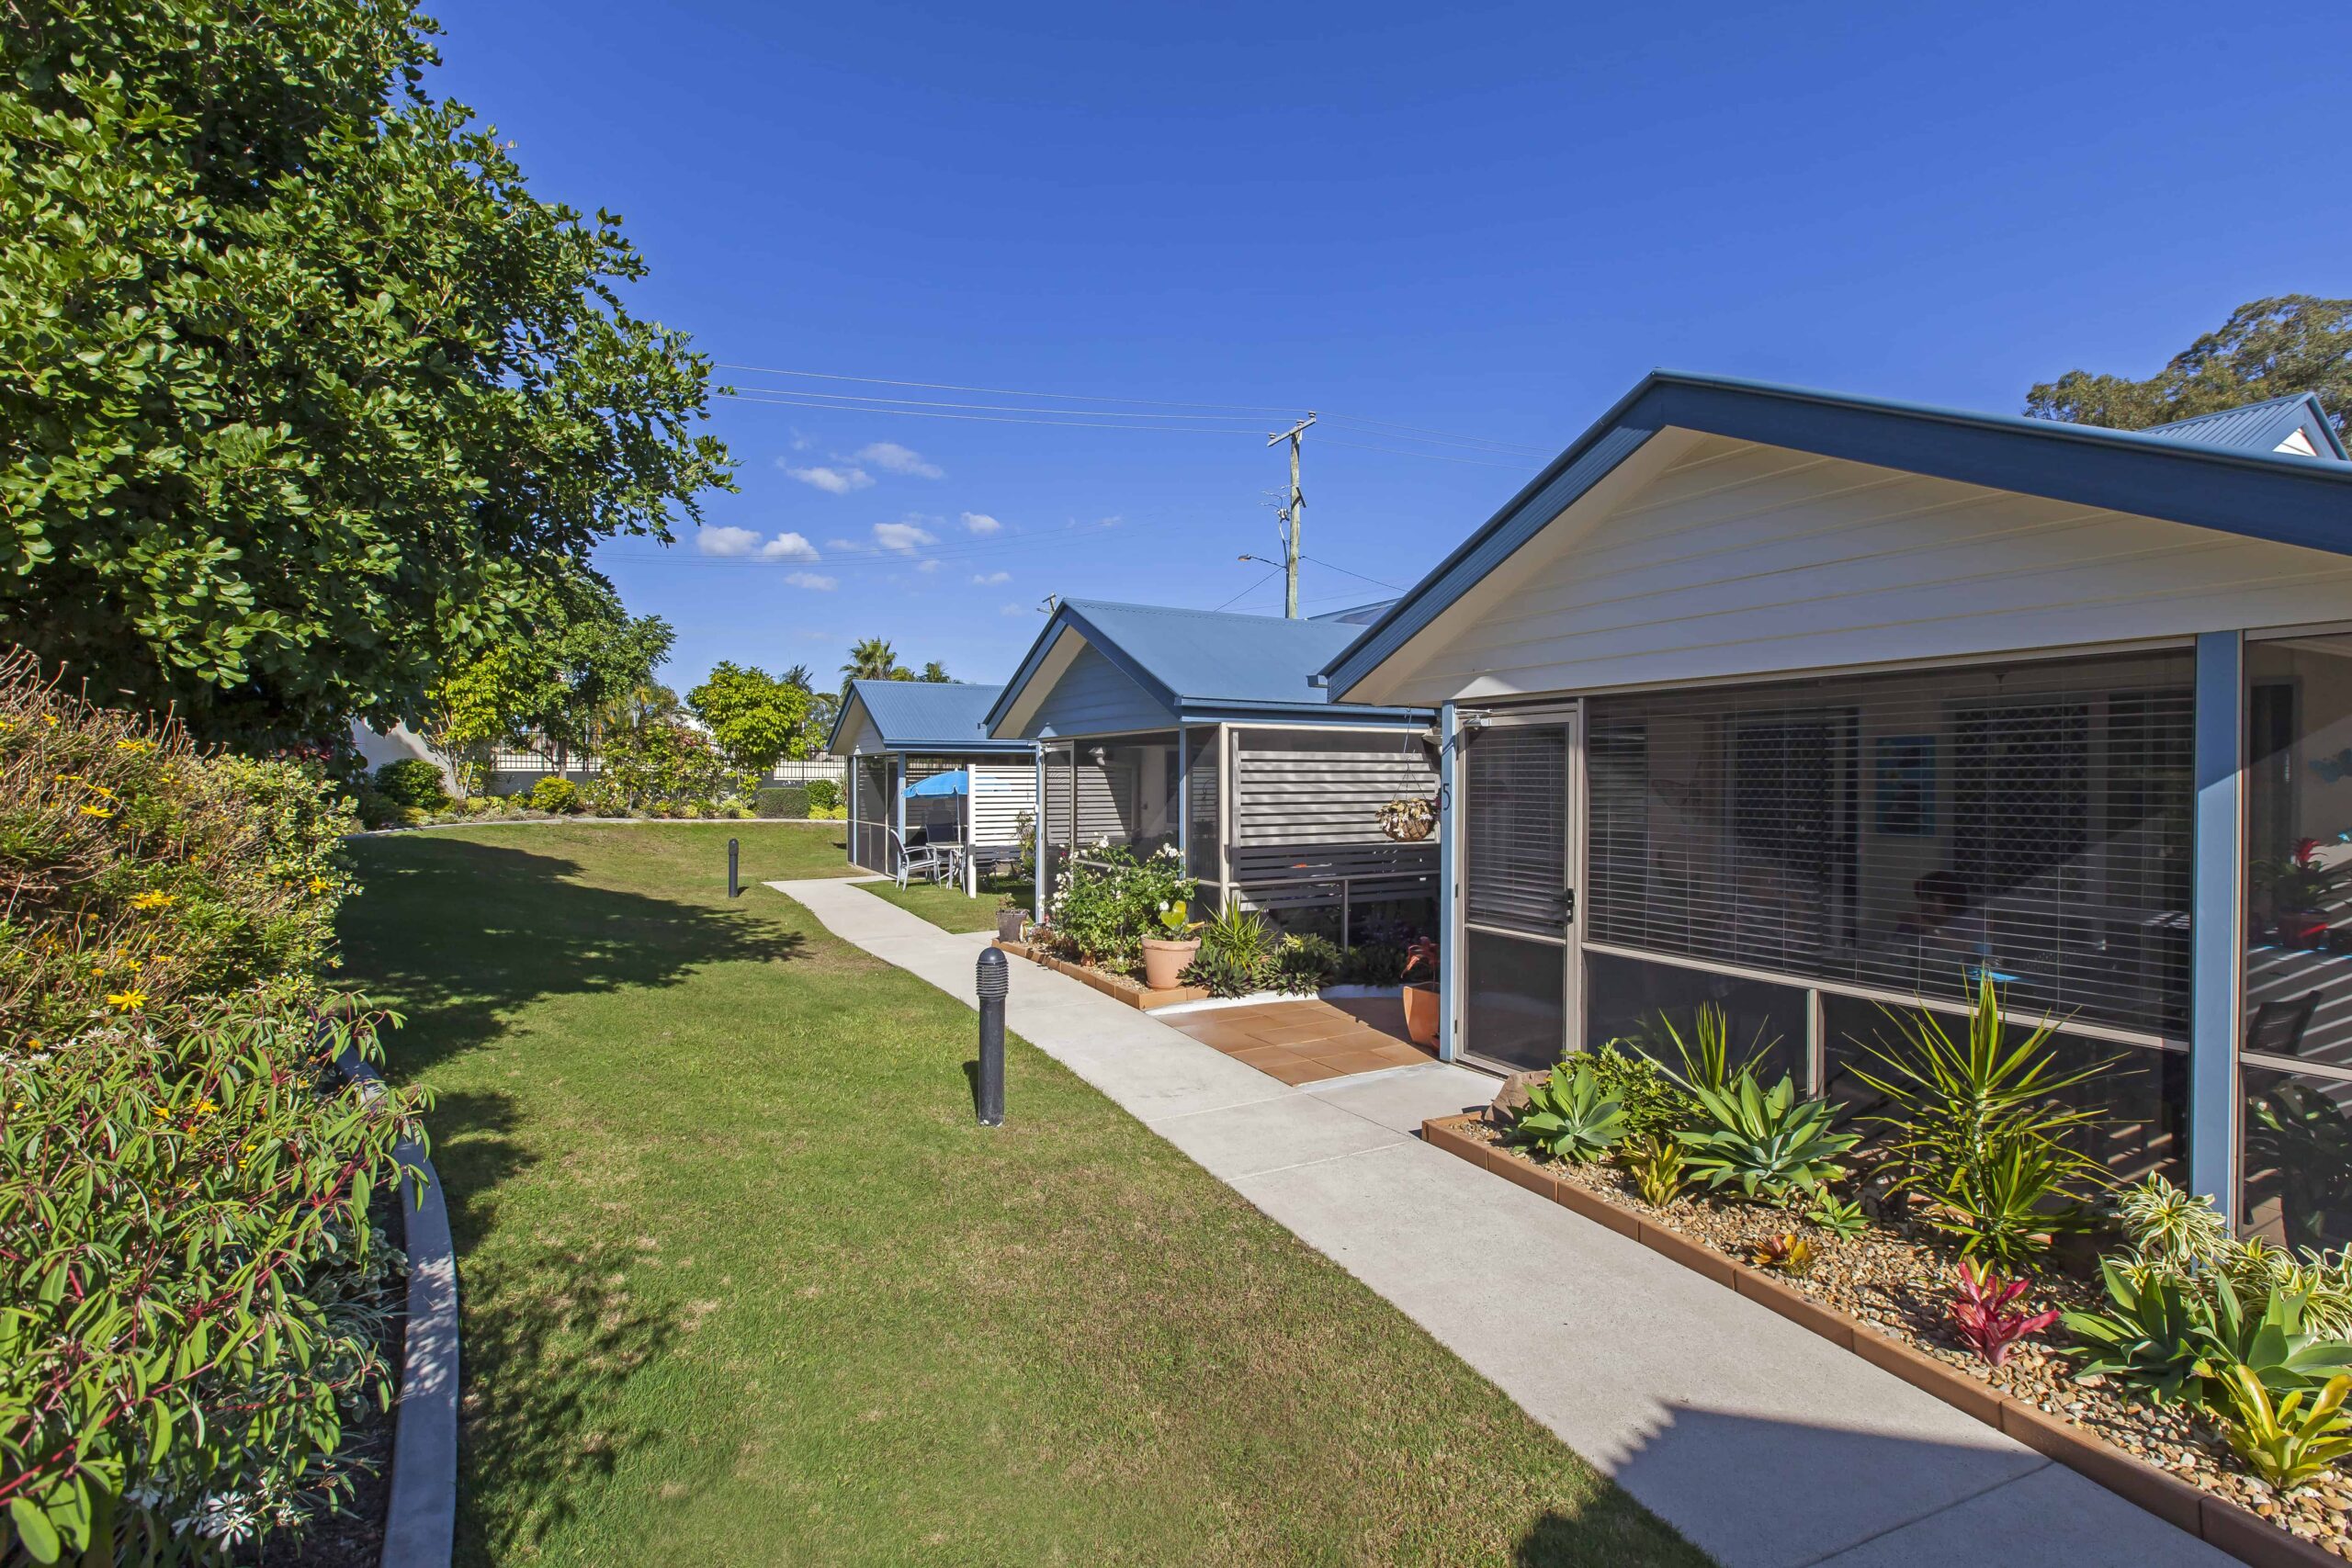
<box><xmin>996</xmin><ymin>908</ymin><xmax>1027</xmax><ymax>942</ymax></box>
<box><xmin>1402</xmin><ymin>981</ymin><xmax>1441</xmax><ymax>1046</ymax></box>
<box><xmin>1140</xmin><ymin>937</ymin><xmax>1200</xmax><ymax>990</ymax></box>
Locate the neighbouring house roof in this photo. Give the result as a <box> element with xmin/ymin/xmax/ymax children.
<box><xmin>986</xmin><ymin>599</ymin><xmax>1430</xmax><ymax>737</ymax></box>
<box><xmin>2142</xmin><ymin>392</ymin><xmax>2348</xmax><ymax>464</ymax></box>
<box><xmin>1321</xmin><ymin>370</ymin><xmax>2352</xmax><ymax>702</ymax></box>
<box><xmin>1309</xmin><ymin>598</ymin><xmax>1399</xmax><ymax>626</ymax></box>
<box><xmin>825</xmin><ymin>679</ymin><xmax>1032</xmax><ymax>755</ymax></box>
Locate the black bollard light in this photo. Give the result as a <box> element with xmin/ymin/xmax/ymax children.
<box><xmin>728</xmin><ymin>837</ymin><xmax>740</xmax><ymax>898</ymax></box>
<box><xmin>975</xmin><ymin>947</ymin><xmax>1007</xmax><ymax>1127</ymax></box>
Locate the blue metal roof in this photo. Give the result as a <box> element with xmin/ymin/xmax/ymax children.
<box><xmin>986</xmin><ymin>599</ymin><xmax>1430</xmax><ymax>736</ymax></box>
<box><xmin>826</xmin><ymin>679</ymin><xmax>1031</xmax><ymax>755</ymax></box>
<box><xmin>1322</xmin><ymin>370</ymin><xmax>2352</xmax><ymax>702</ymax></box>
<box><xmin>2143</xmin><ymin>393</ymin><xmax>2348</xmax><ymax>464</ymax></box>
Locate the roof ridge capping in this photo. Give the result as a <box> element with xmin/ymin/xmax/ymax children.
<box><xmin>1317</xmin><ymin>368</ymin><xmax>2352</xmax><ymax>699</ymax></box>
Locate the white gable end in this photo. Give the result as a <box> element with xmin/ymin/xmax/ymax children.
<box><xmin>1373</xmin><ymin>432</ymin><xmax>2352</xmax><ymax>705</ymax></box>
<box><xmin>2278</xmin><ymin>427</ymin><xmax>2322</xmax><ymax>457</ymax></box>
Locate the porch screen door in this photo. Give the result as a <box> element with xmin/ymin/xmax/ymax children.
<box><xmin>1461</xmin><ymin>721</ymin><xmax>1575</xmax><ymax>1072</ymax></box>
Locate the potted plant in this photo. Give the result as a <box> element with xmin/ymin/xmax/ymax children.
<box><xmin>2257</xmin><ymin>837</ymin><xmax>2343</xmax><ymax>948</ymax></box>
<box><xmin>1378</xmin><ymin>795</ymin><xmax>1436</xmax><ymax>842</ymax></box>
<box><xmin>996</xmin><ymin>895</ymin><xmax>1027</xmax><ymax>943</ymax></box>
<box><xmin>1140</xmin><ymin>902</ymin><xmax>1201</xmax><ymax>989</ymax></box>
<box><xmin>1401</xmin><ymin>935</ymin><xmax>1440</xmax><ymax>1046</ymax></box>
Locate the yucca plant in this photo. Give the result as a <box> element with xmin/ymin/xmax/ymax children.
<box><xmin>1621</xmin><ymin>1133</ymin><xmax>1688</xmax><ymax>1206</ymax></box>
<box><xmin>1508</xmin><ymin>1061</ymin><xmax>1627</xmax><ymax>1164</ymax></box>
<box><xmin>1676</xmin><ymin>1069</ymin><xmax>1859</xmax><ymax>1202</ymax></box>
<box><xmin>1648</xmin><ymin>1003</ymin><xmax>1771</xmax><ymax>1100</ymax></box>
<box><xmin>1930</xmin><ymin>1130</ymin><xmax>2093</xmax><ymax>1269</ymax></box>
<box><xmin>2219</xmin><ymin>1367</ymin><xmax>2352</xmax><ymax>1492</ymax></box>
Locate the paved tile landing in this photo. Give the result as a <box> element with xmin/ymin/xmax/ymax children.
<box><xmin>1157</xmin><ymin>997</ymin><xmax>1436</xmax><ymax>1084</ymax></box>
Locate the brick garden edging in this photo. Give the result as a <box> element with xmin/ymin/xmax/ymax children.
<box><xmin>340</xmin><ymin>1049</ymin><xmax>458</xmax><ymax>1568</ymax></box>
<box><xmin>1419</xmin><ymin>1111</ymin><xmax>2340</xmax><ymax>1568</ymax></box>
<box><xmin>991</xmin><ymin>939</ymin><xmax>1210</xmax><ymax>1010</ymax></box>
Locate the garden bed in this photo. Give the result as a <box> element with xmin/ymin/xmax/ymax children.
<box><xmin>1424</xmin><ymin>1111</ymin><xmax>2350</xmax><ymax>1566</ymax></box>
<box><xmin>994</xmin><ymin>939</ymin><xmax>1211</xmax><ymax>1009</ymax></box>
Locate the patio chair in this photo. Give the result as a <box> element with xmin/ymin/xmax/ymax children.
<box><xmin>887</xmin><ymin>827</ymin><xmax>949</xmax><ymax>890</ymax></box>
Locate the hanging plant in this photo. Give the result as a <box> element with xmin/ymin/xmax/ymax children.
<box><xmin>1378</xmin><ymin>795</ymin><xmax>1436</xmax><ymax>842</ymax></box>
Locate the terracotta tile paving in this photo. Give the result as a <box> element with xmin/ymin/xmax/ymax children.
<box><xmin>1156</xmin><ymin>996</ymin><xmax>1437</xmax><ymax>1085</ymax></box>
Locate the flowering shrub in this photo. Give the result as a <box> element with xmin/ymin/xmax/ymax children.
<box><xmin>598</xmin><ymin>720</ymin><xmax>743</xmax><ymax>812</ymax></box>
<box><xmin>0</xmin><ymin>649</ymin><xmax>356</xmax><ymax>1046</ymax></box>
<box><xmin>0</xmin><ymin>1000</ymin><xmax>425</xmax><ymax>1562</ymax></box>
<box><xmin>1043</xmin><ymin>842</ymin><xmax>1195</xmax><ymax>971</ymax></box>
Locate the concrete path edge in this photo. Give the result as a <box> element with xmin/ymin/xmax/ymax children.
<box><xmin>339</xmin><ymin>1046</ymin><xmax>458</xmax><ymax>1568</ymax></box>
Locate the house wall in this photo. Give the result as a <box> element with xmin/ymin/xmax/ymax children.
<box><xmin>1024</xmin><ymin>641</ymin><xmax>1172</xmax><ymax>739</ymax></box>
<box><xmin>1375</xmin><ymin>434</ymin><xmax>2352</xmax><ymax>707</ymax></box>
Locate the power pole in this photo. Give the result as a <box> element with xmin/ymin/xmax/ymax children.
<box><xmin>1267</xmin><ymin>413</ymin><xmax>1316</xmax><ymax>618</ymax></box>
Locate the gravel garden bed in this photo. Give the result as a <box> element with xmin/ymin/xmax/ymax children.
<box><xmin>1453</xmin><ymin>1110</ymin><xmax>2352</xmax><ymax>1560</ymax></box>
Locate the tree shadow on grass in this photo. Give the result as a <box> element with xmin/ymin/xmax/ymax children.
<box><xmin>339</xmin><ymin>836</ymin><xmax>808</xmax><ymax>1081</ymax></box>
<box><xmin>452</xmin><ymin>1233</ymin><xmax>681</xmax><ymax>1567</ymax></box>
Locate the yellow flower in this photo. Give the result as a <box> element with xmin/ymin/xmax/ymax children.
<box><xmin>41</xmin><ymin>714</ymin><xmax>58</xmax><ymax>728</ymax></box>
<box><xmin>153</xmin><ymin>1106</ymin><xmax>168</xmax><ymax>1119</ymax></box>
<box><xmin>131</xmin><ymin>890</ymin><xmax>175</xmax><ymax>910</ymax></box>
<box><xmin>306</xmin><ymin>874</ymin><xmax>331</xmax><ymax>894</ymax></box>
<box><xmin>77</xmin><ymin>804</ymin><xmax>114</xmax><ymax>819</ymax></box>
<box><xmin>193</xmin><ymin>1097</ymin><xmax>218</xmax><ymax>1115</ymax></box>
<box><xmin>115</xmin><ymin>738</ymin><xmax>154</xmax><ymax>753</ymax></box>
<box><xmin>106</xmin><ymin>988</ymin><xmax>146</xmax><ymax>1011</ymax></box>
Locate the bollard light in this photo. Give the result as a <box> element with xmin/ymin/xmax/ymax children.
<box><xmin>728</xmin><ymin>837</ymin><xmax>740</xmax><ymax>898</ymax></box>
<box><xmin>975</xmin><ymin>947</ymin><xmax>1007</xmax><ymax>1127</ymax></box>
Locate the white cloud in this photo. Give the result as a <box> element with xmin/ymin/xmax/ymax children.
<box><xmin>961</xmin><ymin>512</ymin><xmax>1002</xmax><ymax>536</ymax></box>
<box><xmin>854</xmin><ymin>442</ymin><xmax>943</xmax><ymax>479</ymax></box>
<box><xmin>784</xmin><ymin>464</ymin><xmax>873</xmax><ymax>495</ymax></box>
<box><xmin>972</xmin><ymin>570</ymin><xmax>1010</xmax><ymax>585</ymax></box>
<box><xmin>1000</xmin><ymin>602</ymin><xmax>1032</xmax><ymax>616</ymax></box>
<box><xmin>758</xmin><ymin>531</ymin><xmax>820</xmax><ymax>562</ymax></box>
<box><xmin>915</xmin><ymin>558</ymin><xmax>942</xmax><ymax>573</ymax></box>
<box><xmin>782</xmin><ymin>570</ymin><xmax>837</xmax><ymax>591</ymax></box>
<box><xmin>695</xmin><ymin>525</ymin><xmax>763</xmax><ymax>558</ymax></box>
<box><xmin>871</xmin><ymin>521</ymin><xmax>936</xmax><ymax>553</ymax></box>
<box><xmin>825</xmin><ymin>537</ymin><xmax>854</xmax><ymax>551</ymax></box>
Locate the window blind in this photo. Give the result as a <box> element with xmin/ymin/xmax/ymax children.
<box><xmin>1587</xmin><ymin>651</ymin><xmax>2194</xmax><ymax>1038</ymax></box>
<box><xmin>1464</xmin><ymin>726</ymin><xmax>1568</xmax><ymax>934</ymax></box>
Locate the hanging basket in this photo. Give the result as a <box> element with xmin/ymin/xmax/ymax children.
<box><xmin>1378</xmin><ymin>795</ymin><xmax>1437</xmax><ymax>842</ymax></box>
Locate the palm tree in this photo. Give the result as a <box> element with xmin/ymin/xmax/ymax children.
<box><xmin>841</xmin><ymin>637</ymin><xmax>900</xmax><ymax>686</ymax></box>
<box><xmin>919</xmin><ymin>660</ymin><xmax>950</xmax><ymax>683</ymax></box>
<box><xmin>782</xmin><ymin>663</ymin><xmax>814</xmax><ymax>691</ymax></box>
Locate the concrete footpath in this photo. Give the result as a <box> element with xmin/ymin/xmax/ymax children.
<box><xmin>773</xmin><ymin>877</ymin><xmax>2229</xmax><ymax>1568</ymax></box>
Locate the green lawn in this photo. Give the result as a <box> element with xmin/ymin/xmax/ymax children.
<box><xmin>339</xmin><ymin>824</ymin><xmax>1704</xmax><ymax>1567</ymax></box>
<box><xmin>861</xmin><ymin>868</ymin><xmax>1030</xmax><ymax>933</ymax></box>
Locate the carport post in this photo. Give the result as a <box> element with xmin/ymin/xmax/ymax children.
<box><xmin>1032</xmin><ymin>744</ymin><xmax>1046</xmax><ymax>925</ymax></box>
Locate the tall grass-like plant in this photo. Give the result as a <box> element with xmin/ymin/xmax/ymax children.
<box><xmin>1854</xmin><ymin>978</ymin><xmax>2110</xmax><ymax>1266</ymax></box>
<box><xmin>1647</xmin><ymin>1004</ymin><xmax>1770</xmax><ymax>1100</ymax></box>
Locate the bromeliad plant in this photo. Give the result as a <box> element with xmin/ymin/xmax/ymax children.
<box><xmin>1621</xmin><ymin>1134</ymin><xmax>1689</xmax><ymax>1207</ymax></box>
<box><xmin>1676</xmin><ymin>1069</ymin><xmax>1859</xmax><ymax>1203</ymax></box>
<box><xmin>1509</xmin><ymin>1061</ymin><xmax>1627</xmax><ymax>1164</ymax></box>
<box><xmin>1948</xmin><ymin>1260</ymin><xmax>2060</xmax><ymax>1368</ymax></box>
<box><xmin>2218</xmin><ymin>1368</ymin><xmax>2352</xmax><ymax>1493</ymax></box>
<box><xmin>1747</xmin><ymin>1232</ymin><xmax>1815</xmax><ymax>1275</ymax></box>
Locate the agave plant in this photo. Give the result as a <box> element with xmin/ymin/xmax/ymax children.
<box><xmin>2064</xmin><ymin>1258</ymin><xmax>2216</xmax><ymax>1405</ymax></box>
<box><xmin>1949</xmin><ymin>1259</ymin><xmax>2059</xmax><ymax>1368</ymax></box>
<box><xmin>2189</xmin><ymin>1273</ymin><xmax>2352</xmax><ymax>1407</ymax></box>
<box><xmin>2219</xmin><ymin>1367</ymin><xmax>2352</xmax><ymax>1492</ymax></box>
<box><xmin>1676</xmin><ymin>1069</ymin><xmax>1859</xmax><ymax>1202</ymax></box>
<box><xmin>1507</xmin><ymin>1061</ymin><xmax>1627</xmax><ymax>1164</ymax></box>
<box><xmin>1806</xmin><ymin>1194</ymin><xmax>1870</xmax><ymax>1240</ymax></box>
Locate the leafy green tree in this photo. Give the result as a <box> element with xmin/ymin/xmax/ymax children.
<box><xmin>688</xmin><ymin>660</ymin><xmax>814</xmax><ymax>773</ymax></box>
<box><xmin>0</xmin><ymin>0</ymin><xmax>731</xmax><ymax>743</ymax></box>
<box><xmin>2026</xmin><ymin>295</ymin><xmax>2351</xmax><ymax>437</ymax></box>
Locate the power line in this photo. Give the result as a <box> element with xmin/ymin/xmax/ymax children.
<box><xmin>1318</xmin><ymin>413</ymin><xmax>1551</xmax><ymax>455</ymax></box>
<box><xmin>1314</xmin><ymin>435</ymin><xmax>1528</xmax><ymax>469</ymax></box>
<box><xmin>719</xmin><ymin>390</ymin><xmax>1261</xmax><ymax>434</ymax></box>
<box><xmin>724</xmin><ymin>383</ymin><xmax>1280</xmax><ymax>423</ymax></box>
<box><xmin>718</xmin><ymin>361</ymin><xmax>1304</xmax><ymax>415</ymax></box>
<box><xmin>603</xmin><ymin>518</ymin><xmax>1140</xmax><ymax>569</ymax></box>
<box><xmin>1215</xmin><ymin>566</ymin><xmax>1284</xmax><ymax>612</ymax></box>
<box><xmin>1301</xmin><ymin>555</ymin><xmax>1405</xmax><ymax>592</ymax></box>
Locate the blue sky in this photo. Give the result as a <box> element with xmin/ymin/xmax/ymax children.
<box><xmin>427</xmin><ymin>0</ymin><xmax>2350</xmax><ymax>693</ymax></box>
